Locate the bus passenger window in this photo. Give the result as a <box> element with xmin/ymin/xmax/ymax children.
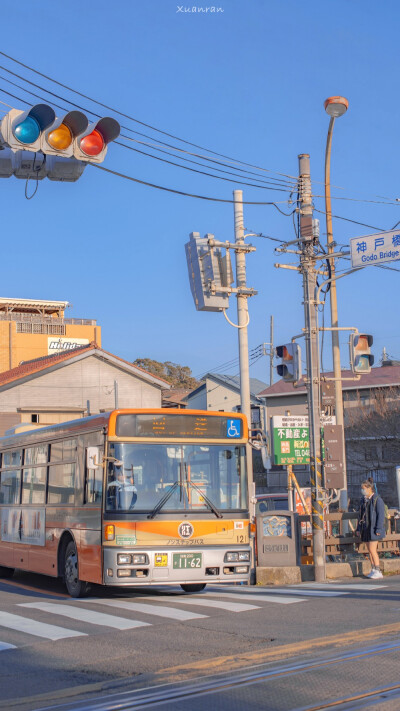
<box><xmin>48</xmin><ymin>463</ymin><xmax>75</xmax><ymax>504</ymax></box>
<box><xmin>0</xmin><ymin>469</ymin><xmax>21</xmax><ymax>504</ymax></box>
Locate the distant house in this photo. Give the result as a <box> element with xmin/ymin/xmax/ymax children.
<box><xmin>0</xmin><ymin>342</ymin><xmax>169</xmax><ymax>436</ymax></box>
<box><xmin>185</xmin><ymin>373</ymin><xmax>268</xmax><ymax>430</ymax></box>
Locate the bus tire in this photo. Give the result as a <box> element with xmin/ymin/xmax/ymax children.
<box><xmin>64</xmin><ymin>541</ymin><xmax>90</xmax><ymax>598</ymax></box>
<box><xmin>0</xmin><ymin>566</ymin><xmax>14</xmax><ymax>579</ymax></box>
<box><xmin>180</xmin><ymin>583</ymin><xmax>206</xmax><ymax>593</ymax></box>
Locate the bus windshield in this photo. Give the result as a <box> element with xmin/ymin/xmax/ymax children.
<box><xmin>106</xmin><ymin>442</ymin><xmax>247</xmax><ymax>513</ymax></box>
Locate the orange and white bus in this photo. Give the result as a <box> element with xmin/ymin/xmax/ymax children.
<box><xmin>0</xmin><ymin>409</ymin><xmax>250</xmax><ymax>597</ymax></box>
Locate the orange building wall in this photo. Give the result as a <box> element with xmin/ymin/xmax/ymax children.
<box><xmin>0</xmin><ymin>322</ymin><xmax>101</xmax><ymax>373</ymax></box>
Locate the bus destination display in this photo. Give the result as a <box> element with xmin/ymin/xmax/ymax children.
<box><xmin>116</xmin><ymin>414</ymin><xmax>243</xmax><ymax>439</ymax></box>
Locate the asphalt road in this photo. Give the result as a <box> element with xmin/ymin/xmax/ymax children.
<box><xmin>0</xmin><ymin>570</ymin><xmax>399</xmax><ymax>711</ymax></box>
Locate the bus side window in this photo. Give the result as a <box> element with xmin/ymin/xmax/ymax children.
<box><xmin>85</xmin><ymin>447</ymin><xmax>103</xmax><ymax>504</ymax></box>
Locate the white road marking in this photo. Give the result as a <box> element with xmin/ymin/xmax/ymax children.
<box><xmin>0</xmin><ymin>641</ymin><xmax>17</xmax><ymax>651</ymax></box>
<box><xmin>0</xmin><ymin>611</ymin><xmax>85</xmax><ymax>641</ymax></box>
<box><xmin>19</xmin><ymin>602</ymin><xmax>151</xmax><ymax>630</ymax></box>
<box><xmin>135</xmin><ymin>596</ymin><xmax>260</xmax><ymax>612</ymax></box>
<box><xmin>251</xmin><ymin>588</ymin><xmax>348</xmax><ymax>597</ymax></box>
<box><xmin>294</xmin><ymin>583</ymin><xmax>388</xmax><ymax>591</ymax></box>
<box><xmin>202</xmin><ymin>591</ymin><xmax>306</xmax><ymax>604</ymax></box>
<box><xmin>81</xmin><ymin>599</ymin><xmax>208</xmax><ymax>621</ymax></box>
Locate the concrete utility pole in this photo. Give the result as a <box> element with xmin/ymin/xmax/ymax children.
<box><xmin>298</xmin><ymin>154</ymin><xmax>325</xmax><ymax>583</ymax></box>
<box><xmin>269</xmin><ymin>315</ymin><xmax>274</xmax><ymax>386</ymax></box>
<box><xmin>233</xmin><ymin>189</ymin><xmax>255</xmax><ymax>583</ymax></box>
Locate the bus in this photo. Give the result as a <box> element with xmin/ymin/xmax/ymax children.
<box><xmin>0</xmin><ymin>409</ymin><xmax>251</xmax><ymax>597</ymax></box>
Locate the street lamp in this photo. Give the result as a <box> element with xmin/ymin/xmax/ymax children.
<box><xmin>324</xmin><ymin>95</ymin><xmax>349</xmax><ymax>511</ymax></box>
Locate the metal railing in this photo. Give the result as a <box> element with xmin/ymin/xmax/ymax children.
<box><xmin>0</xmin><ymin>313</ymin><xmax>96</xmax><ymax>326</ymax></box>
<box><xmin>299</xmin><ymin>510</ymin><xmax>400</xmax><ymax>559</ymax></box>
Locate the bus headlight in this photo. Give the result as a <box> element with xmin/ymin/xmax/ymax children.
<box><xmin>117</xmin><ymin>554</ymin><xmax>132</xmax><ymax>565</ymax></box>
<box><xmin>235</xmin><ymin>566</ymin><xmax>249</xmax><ymax>574</ymax></box>
<box><xmin>225</xmin><ymin>552</ymin><xmax>239</xmax><ymax>562</ymax></box>
<box><xmin>238</xmin><ymin>552</ymin><xmax>250</xmax><ymax>561</ymax></box>
<box><xmin>133</xmin><ymin>554</ymin><xmax>148</xmax><ymax>565</ymax></box>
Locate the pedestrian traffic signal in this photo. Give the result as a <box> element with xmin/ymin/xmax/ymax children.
<box><xmin>0</xmin><ymin>104</ymin><xmax>120</xmax><ymax>164</ymax></box>
<box><xmin>349</xmin><ymin>333</ymin><xmax>374</xmax><ymax>374</ymax></box>
<box><xmin>276</xmin><ymin>343</ymin><xmax>302</xmax><ymax>382</ymax></box>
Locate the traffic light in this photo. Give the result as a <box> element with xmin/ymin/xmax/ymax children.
<box><xmin>0</xmin><ymin>104</ymin><xmax>120</xmax><ymax>165</ymax></box>
<box><xmin>1</xmin><ymin>104</ymin><xmax>56</xmax><ymax>153</ymax></box>
<box><xmin>41</xmin><ymin>111</ymin><xmax>88</xmax><ymax>157</ymax></box>
<box><xmin>73</xmin><ymin>117</ymin><xmax>120</xmax><ymax>163</ymax></box>
<box><xmin>349</xmin><ymin>333</ymin><xmax>374</xmax><ymax>374</ymax></box>
<box><xmin>276</xmin><ymin>343</ymin><xmax>302</xmax><ymax>382</ymax></box>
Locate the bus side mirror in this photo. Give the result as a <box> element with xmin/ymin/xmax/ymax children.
<box><xmin>86</xmin><ymin>446</ymin><xmax>101</xmax><ymax>470</ymax></box>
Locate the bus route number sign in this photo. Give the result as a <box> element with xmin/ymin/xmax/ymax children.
<box><xmin>173</xmin><ymin>552</ymin><xmax>202</xmax><ymax>569</ymax></box>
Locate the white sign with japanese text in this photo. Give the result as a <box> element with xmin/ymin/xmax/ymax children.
<box><xmin>350</xmin><ymin>230</ymin><xmax>400</xmax><ymax>267</ymax></box>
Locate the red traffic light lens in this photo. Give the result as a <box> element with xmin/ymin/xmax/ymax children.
<box><xmin>283</xmin><ymin>347</ymin><xmax>293</xmax><ymax>361</ymax></box>
<box><xmin>80</xmin><ymin>129</ymin><xmax>104</xmax><ymax>156</ymax></box>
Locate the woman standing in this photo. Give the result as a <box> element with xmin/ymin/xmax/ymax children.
<box><xmin>357</xmin><ymin>477</ymin><xmax>386</xmax><ymax>579</ymax></box>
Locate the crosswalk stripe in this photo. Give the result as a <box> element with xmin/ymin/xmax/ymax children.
<box><xmin>19</xmin><ymin>602</ymin><xmax>151</xmax><ymax>630</ymax></box>
<box><xmin>80</xmin><ymin>599</ymin><xmax>208</xmax><ymax>621</ymax></box>
<box><xmin>0</xmin><ymin>641</ymin><xmax>17</xmax><ymax>651</ymax></box>
<box><xmin>200</xmin><ymin>591</ymin><xmax>306</xmax><ymax>605</ymax></box>
<box><xmin>135</xmin><ymin>596</ymin><xmax>260</xmax><ymax>612</ymax></box>
<box><xmin>0</xmin><ymin>611</ymin><xmax>85</xmax><ymax>640</ymax></box>
<box><xmin>294</xmin><ymin>583</ymin><xmax>388</xmax><ymax>591</ymax></box>
<box><xmin>251</xmin><ymin>588</ymin><xmax>347</xmax><ymax>597</ymax></box>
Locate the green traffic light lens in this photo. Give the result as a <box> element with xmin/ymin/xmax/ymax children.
<box><xmin>13</xmin><ymin>116</ymin><xmax>41</xmax><ymax>144</ymax></box>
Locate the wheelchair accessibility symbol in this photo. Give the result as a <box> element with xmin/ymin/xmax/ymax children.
<box><xmin>227</xmin><ymin>419</ymin><xmax>241</xmax><ymax>438</ymax></box>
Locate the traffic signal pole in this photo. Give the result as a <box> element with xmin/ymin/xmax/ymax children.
<box><xmin>298</xmin><ymin>154</ymin><xmax>326</xmax><ymax>583</ymax></box>
<box><xmin>233</xmin><ymin>189</ymin><xmax>256</xmax><ymax>584</ymax></box>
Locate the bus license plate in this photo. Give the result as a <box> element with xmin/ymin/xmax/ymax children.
<box><xmin>173</xmin><ymin>553</ymin><xmax>202</xmax><ymax>569</ymax></box>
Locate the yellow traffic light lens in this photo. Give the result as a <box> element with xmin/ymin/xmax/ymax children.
<box><xmin>47</xmin><ymin>123</ymin><xmax>73</xmax><ymax>150</ymax></box>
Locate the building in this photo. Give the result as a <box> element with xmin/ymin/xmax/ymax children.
<box><xmin>185</xmin><ymin>373</ymin><xmax>267</xmax><ymax>430</ymax></box>
<box><xmin>0</xmin><ymin>342</ymin><xmax>169</xmax><ymax>436</ymax></box>
<box><xmin>258</xmin><ymin>363</ymin><xmax>400</xmax><ymax>506</ymax></box>
<box><xmin>0</xmin><ymin>297</ymin><xmax>101</xmax><ymax>373</ymax></box>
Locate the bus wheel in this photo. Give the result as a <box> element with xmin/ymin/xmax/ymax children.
<box><xmin>0</xmin><ymin>566</ymin><xmax>14</xmax><ymax>579</ymax></box>
<box><xmin>64</xmin><ymin>541</ymin><xmax>90</xmax><ymax>598</ymax></box>
<box><xmin>180</xmin><ymin>584</ymin><xmax>206</xmax><ymax>593</ymax></box>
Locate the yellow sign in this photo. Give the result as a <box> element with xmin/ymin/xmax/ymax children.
<box><xmin>154</xmin><ymin>553</ymin><xmax>168</xmax><ymax>567</ymax></box>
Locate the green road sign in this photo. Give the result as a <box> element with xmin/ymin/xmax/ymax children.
<box><xmin>271</xmin><ymin>415</ymin><xmax>335</xmax><ymax>466</ymax></box>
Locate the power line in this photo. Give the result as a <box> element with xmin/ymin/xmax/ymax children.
<box><xmin>88</xmin><ymin>162</ymin><xmax>299</xmax><ymax>207</ymax></box>
<box><xmin>0</xmin><ymin>77</ymin><xmax>296</xmax><ymax>194</ymax></box>
<box><xmin>0</xmin><ymin>51</ymin><xmax>299</xmax><ymax>182</ymax></box>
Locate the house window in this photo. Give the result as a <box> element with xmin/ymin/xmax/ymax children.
<box><xmin>31</xmin><ymin>414</ymin><xmax>39</xmax><ymax>423</ymax></box>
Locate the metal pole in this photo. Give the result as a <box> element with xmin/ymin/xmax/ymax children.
<box><xmin>325</xmin><ymin>118</ymin><xmax>348</xmax><ymax>511</ymax></box>
<box><xmin>269</xmin><ymin>315</ymin><xmax>274</xmax><ymax>386</ymax></box>
<box><xmin>233</xmin><ymin>189</ymin><xmax>255</xmax><ymax>584</ymax></box>
<box><xmin>298</xmin><ymin>154</ymin><xmax>325</xmax><ymax>582</ymax></box>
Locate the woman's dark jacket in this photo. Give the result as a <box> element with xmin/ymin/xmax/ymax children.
<box><xmin>357</xmin><ymin>493</ymin><xmax>386</xmax><ymax>541</ymax></box>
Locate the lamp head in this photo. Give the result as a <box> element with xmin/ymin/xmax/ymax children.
<box><xmin>324</xmin><ymin>96</ymin><xmax>349</xmax><ymax>118</ymax></box>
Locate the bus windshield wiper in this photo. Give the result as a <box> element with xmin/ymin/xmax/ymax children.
<box><xmin>187</xmin><ymin>480</ymin><xmax>223</xmax><ymax>518</ymax></box>
<box><xmin>148</xmin><ymin>481</ymin><xmax>179</xmax><ymax>519</ymax></box>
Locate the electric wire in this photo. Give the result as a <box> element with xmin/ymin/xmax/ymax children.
<box><xmin>2</xmin><ymin>55</ymin><xmax>400</xmax><ymax>206</ymax></box>
<box><xmin>87</xmin><ymin>162</ymin><xmax>299</xmax><ymax>207</ymax></box>
<box><xmin>0</xmin><ymin>51</ymin><xmax>299</xmax><ymax>181</ymax></box>
<box><xmin>0</xmin><ymin>77</ymin><xmax>297</xmax><ymax>193</ymax></box>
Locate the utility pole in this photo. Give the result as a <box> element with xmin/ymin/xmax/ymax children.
<box><xmin>269</xmin><ymin>315</ymin><xmax>274</xmax><ymax>386</ymax></box>
<box><xmin>233</xmin><ymin>189</ymin><xmax>255</xmax><ymax>584</ymax></box>
<box><xmin>298</xmin><ymin>154</ymin><xmax>325</xmax><ymax>583</ymax></box>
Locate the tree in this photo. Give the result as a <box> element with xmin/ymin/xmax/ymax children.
<box><xmin>133</xmin><ymin>358</ymin><xmax>199</xmax><ymax>390</ymax></box>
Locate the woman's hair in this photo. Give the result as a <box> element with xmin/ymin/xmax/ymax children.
<box><xmin>361</xmin><ymin>477</ymin><xmax>375</xmax><ymax>491</ymax></box>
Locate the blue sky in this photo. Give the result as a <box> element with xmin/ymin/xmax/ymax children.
<box><xmin>0</xmin><ymin>0</ymin><xmax>399</xmax><ymax>385</ymax></box>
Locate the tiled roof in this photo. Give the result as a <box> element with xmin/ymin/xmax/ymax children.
<box><xmin>258</xmin><ymin>365</ymin><xmax>400</xmax><ymax>398</ymax></box>
<box><xmin>0</xmin><ymin>343</ymin><xmax>170</xmax><ymax>388</ymax></box>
